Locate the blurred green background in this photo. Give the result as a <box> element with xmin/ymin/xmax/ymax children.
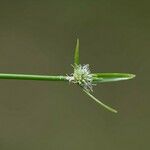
<box><xmin>0</xmin><ymin>0</ymin><xmax>149</xmax><ymax>149</ymax></box>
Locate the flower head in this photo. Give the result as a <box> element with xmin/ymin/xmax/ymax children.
<box><xmin>67</xmin><ymin>64</ymin><xmax>94</xmax><ymax>91</ymax></box>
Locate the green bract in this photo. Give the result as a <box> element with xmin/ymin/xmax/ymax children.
<box><xmin>92</xmin><ymin>73</ymin><xmax>135</xmax><ymax>83</ymax></box>
<box><xmin>0</xmin><ymin>39</ymin><xmax>135</xmax><ymax>113</ymax></box>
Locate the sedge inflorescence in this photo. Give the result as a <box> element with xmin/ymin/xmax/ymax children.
<box><xmin>67</xmin><ymin>64</ymin><xmax>94</xmax><ymax>91</ymax></box>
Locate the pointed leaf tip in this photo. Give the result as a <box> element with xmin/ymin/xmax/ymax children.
<box><xmin>74</xmin><ymin>38</ymin><xmax>79</xmax><ymax>65</ymax></box>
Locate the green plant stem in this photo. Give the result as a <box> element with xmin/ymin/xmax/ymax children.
<box><xmin>0</xmin><ymin>73</ymin><xmax>68</xmax><ymax>81</ymax></box>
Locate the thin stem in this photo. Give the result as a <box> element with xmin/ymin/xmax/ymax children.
<box><xmin>83</xmin><ymin>89</ymin><xmax>118</xmax><ymax>113</ymax></box>
<box><xmin>0</xmin><ymin>73</ymin><xmax>68</xmax><ymax>81</ymax></box>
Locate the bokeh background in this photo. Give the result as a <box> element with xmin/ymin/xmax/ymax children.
<box><xmin>0</xmin><ymin>0</ymin><xmax>149</xmax><ymax>149</ymax></box>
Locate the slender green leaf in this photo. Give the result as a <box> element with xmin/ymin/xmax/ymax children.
<box><xmin>74</xmin><ymin>38</ymin><xmax>79</xmax><ymax>65</ymax></box>
<box><xmin>92</xmin><ymin>73</ymin><xmax>135</xmax><ymax>83</ymax></box>
<box><xmin>83</xmin><ymin>89</ymin><xmax>118</xmax><ymax>113</ymax></box>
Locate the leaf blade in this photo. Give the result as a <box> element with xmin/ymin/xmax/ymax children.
<box><xmin>83</xmin><ymin>89</ymin><xmax>118</xmax><ymax>113</ymax></box>
<box><xmin>74</xmin><ymin>38</ymin><xmax>79</xmax><ymax>65</ymax></box>
<box><xmin>92</xmin><ymin>73</ymin><xmax>136</xmax><ymax>83</ymax></box>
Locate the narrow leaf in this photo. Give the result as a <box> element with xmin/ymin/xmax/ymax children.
<box><xmin>92</xmin><ymin>73</ymin><xmax>135</xmax><ymax>83</ymax></box>
<box><xmin>74</xmin><ymin>38</ymin><xmax>79</xmax><ymax>65</ymax></box>
<box><xmin>83</xmin><ymin>89</ymin><xmax>118</xmax><ymax>113</ymax></box>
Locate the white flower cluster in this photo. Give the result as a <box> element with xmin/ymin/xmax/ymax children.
<box><xmin>67</xmin><ymin>64</ymin><xmax>94</xmax><ymax>91</ymax></box>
